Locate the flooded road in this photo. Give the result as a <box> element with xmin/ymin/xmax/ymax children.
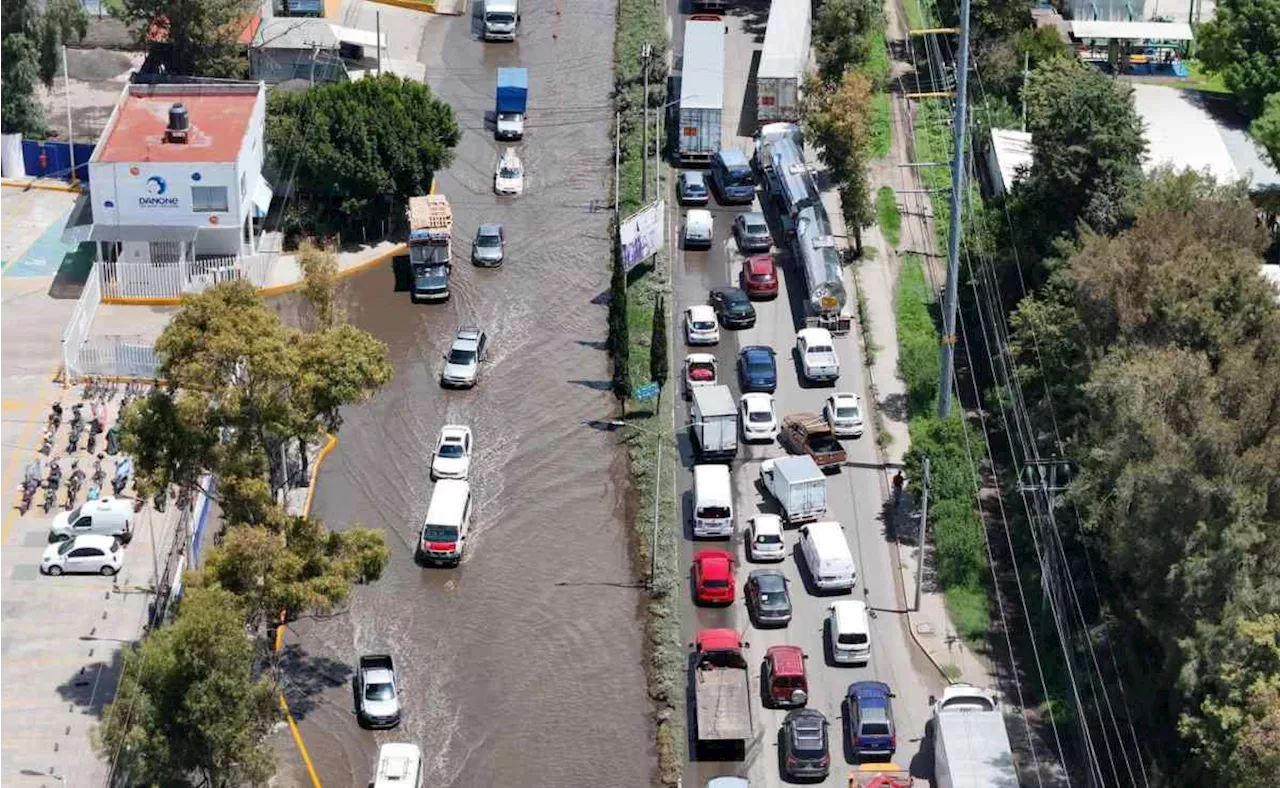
<box><xmin>275</xmin><ymin>3</ymin><xmax>655</xmax><ymax>786</ymax></box>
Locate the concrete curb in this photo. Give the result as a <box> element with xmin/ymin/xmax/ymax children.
<box><xmin>274</xmin><ymin>433</ymin><xmax>337</xmax><ymax>788</ymax></box>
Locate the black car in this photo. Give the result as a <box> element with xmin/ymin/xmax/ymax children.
<box><xmin>745</xmin><ymin>569</ymin><xmax>792</xmax><ymax>626</ymax></box>
<box><xmin>709</xmin><ymin>287</ymin><xmax>756</xmax><ymax>328</ymax></box>
<box><xmin>779</xmin><ymin>708</ymin><xmax>831</xmax><ymax>781</ymax></box>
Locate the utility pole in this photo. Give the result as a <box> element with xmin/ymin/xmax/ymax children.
<box><xmin>64</xmin><ymin>46</ymin><xmax>77</xmax><ymax>185</ymax></box>
<box><xmin>614</xmin><ymin>111</ymin><xmax>621</xmax><ymax>217</ymax></box>
<box><xmin>936</xmin><ymin>0</ymin><xmax>972</xmax><ymax>417</ymax></box>
<box><xmin>649</xmin><ymin>430</ymin><xmax>661</xmax><ymax>594</ymax></box>
<box><xmin>1021</xmin><ymin>50</ymin><xmax>1029</xmax><ymax>132</ymax></box>
<box><xmin>642</xmin><ymin>43</ymin><xmax>652</xmax><ymax>203</ymax></box>
<box><xmin>913</xmin><ymin>458</ymin><xmax>931</xmax><ymax>611</ymax></box>
<box><xmin>376</xmin><ymin>12</ymin><xmax>383</xmax><ymax>76</ymax></box>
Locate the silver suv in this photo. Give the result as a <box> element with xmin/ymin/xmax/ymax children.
<box><xmin>441</xmin><ymin>326</ymin><xmax>488</xmax><ymax>388</ymax></box>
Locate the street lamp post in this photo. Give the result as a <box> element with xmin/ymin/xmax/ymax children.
<box><xmin>607</xmin><ymin>419</ymin><xmax>705</xmax><ymax>596</ymax></box>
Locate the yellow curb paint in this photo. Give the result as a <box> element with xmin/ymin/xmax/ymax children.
<box><xmin>256</xmin><ymin>244</ymin><xmax>407</xmax><ymax>298</ymax></box>
<box><xmin>0</xmin><ymin>178</ymin><xmax>82</xmax><ymax>194</ymax></box>
<box><xmin>301</xmin><ymin>434</ymin><xmax>338</xmax><ymax>518</ymax></box>
<box><xmin>101</xmin><ymin>296</ymin><xmax>183</xmax><ymax>307</ymax></box>
<box><xmin>275</xmin><ymin>433</ymin><xmax>336</xmax><ymax>788</ymax></box>
<box><xmin>0</xmin><ymin>400</ymin><xmax>26</xmax><ymax>412</ymax></box>
<box><xmin>363</xmin><ymin>0</ymin><xmax>435</xmax><ymax>12</ymax></box>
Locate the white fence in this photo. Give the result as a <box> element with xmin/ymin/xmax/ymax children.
<box><xmin>99</xmin><ymin>254</ymin><xmax>276</xmax><ymax>301</ymax></box>
<box><xmin>72</xmin><ymin>336</ymin><xmax>161</xmax><ymax>381</ymax></box>
<box><xmin>62</xmin><ymin>271</ymin><xmax>101</xmax><ymax>382</ymax></box>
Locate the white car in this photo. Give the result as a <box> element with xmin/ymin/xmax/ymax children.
<box><xmin>685</xmin><ymin>305</ymin><xmax>720</xmax><ymax>346</ymax></box>
<box><xmin>494</xmin><ymin>148</ymin><xmax>524</xmax><ymax>195</ymax></box>
<box><xmin>431</xmin><ymin>425</ymin><xmax>473</xmax><ymax>480</ymax></box>
<box><xmin>739</xmin><ymin>392</ymin><xmax>778</xmax><ymax>442</ymax></box>
<box><xmin>683</xmin><ymin>353</ymin><xmax>718</xmax><ymax>399</ymax></box>
<box><xmin>41</xmin><ymin>533</ymin><xmax>122</xmax><ymax>576</ymax></box>
<box><xmin>683</xmin><ymin>209</ymin><xmax>713</xmax><ymax>249</ymax></box>
<box><xmin>746</xmin><ymin>514</ymin><xmax>786</xmax><ymax>562</ymax></box>
<box><xmin>825</xmin><ymin>392</ymin><xmax>864</xmax><ymax>438</ymax></box>
<box><xmin>796</xmin><ymin>327</ymin><xmax>840</xmax><ymax>383</ymax></box>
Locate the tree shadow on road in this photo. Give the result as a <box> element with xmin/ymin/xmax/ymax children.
<box><xmin>277</xmin><ymin>644</ymin><xmax>354</xmax><ymax>721</ymax></box>
<box><xmin>56</xmin><ymin>645</ymin><xmax>127</xmax><ymax>719</ymax></box>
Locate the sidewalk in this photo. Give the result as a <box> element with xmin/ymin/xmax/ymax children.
<box><xmin>260</xmin><ymin>240</ymin><xmax>405</xmax><ymax>294</ymax></box>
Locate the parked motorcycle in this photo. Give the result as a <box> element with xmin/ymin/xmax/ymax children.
<box><xmin>105</xmin><ymin>426</ymin><xmax>121</xmax><ymax>456</ymax></box>
<box><xmin>65</xmin><ymin>462</ymin><xmax>84</xmax><ymax>509</ymax></box>
<box><xmin>66</xmin><ymin>421</ymin><xmax>84</xmax><ymax>453</ymax></box>
<box><xmin>112</xmin><ymin>457</ymin><xmax>133</xmax><ymax>497</ymax></box>
<box><xmin>42</xmin><ymin>459</ymin><xmax>63</xmax><ymax>515</ymax></box>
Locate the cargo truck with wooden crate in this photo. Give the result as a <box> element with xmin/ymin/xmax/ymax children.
<box><xmin>690</xmin><ymin>628</ymin><xmax>753</xmax><ymax>759</ymax></box>
<box><xmin>406</xmin><ymin>194</ymin><xmax>452</xmax><ymax>303</ymax></box>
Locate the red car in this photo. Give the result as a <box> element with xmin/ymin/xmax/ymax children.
<box><xmin>693</xmin><ymin>549</ymin><xmax>735</xmax><ymax>605</ymax></box>
<box><xmin>741</xmin><ymin>254</ymin><xmax>779</xmax><ymax>299</ymax></box>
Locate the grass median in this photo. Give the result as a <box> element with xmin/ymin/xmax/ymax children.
<box><xmin>612</xmin><ymin>0</ymin><xmax>683</xmax><ymax>783</ymax></box>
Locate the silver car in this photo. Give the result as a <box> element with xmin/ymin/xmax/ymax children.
<box><xmin>441</xmin><ymin>326</ymin><xmax>487</xmax><ymax>388</ymax></box>
<box><xmin>733</xmin><ymin>211</ymin><xmax>772</xmax><ymax>253</ymax></box>
<box><xmin>472</xmin><ymin>224</ymin><xmax>505</xmax><ymax>267</ymax></box>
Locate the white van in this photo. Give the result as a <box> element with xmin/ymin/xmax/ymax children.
<box><xmin>50</xmin><ymin>497</ymin><xmax>134</xmax><ymax>543</ymax></box>
<box><xmin>692</xmin><ymin>464</ymin><xmax>733</xmax><ymax>538</ymax></box>
<box><xmin>827</xmin><ymin>599</ymin><xmax>871</xmax><ymax>666</ymax></box>
<box><xmin>798</xmin><ymin>521</ymin><xmax>856</xmax><ymax>592</ymax></box>
<box><xmin>417</xmin><ymin>479</ymin><xmax>472</xmax><ymax>566</ymax></box>
<box><xmin>373</xmin><ymin>742</ymin><xmax>423</xmax><ymax>788</ymax></box>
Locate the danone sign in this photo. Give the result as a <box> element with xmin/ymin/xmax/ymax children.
<box><xmin>138</xmin><ymin>175</ymin><xmax>180</xmax><ymax>208</ymax></box>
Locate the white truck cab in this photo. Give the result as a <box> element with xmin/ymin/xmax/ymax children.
<box><xmin>483</xmin><ymin>0</ymin><xmax>520</xmax><ymax>41</ymax></box>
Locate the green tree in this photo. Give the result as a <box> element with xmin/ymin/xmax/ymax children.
<box><xmin>649</xmin><ymin>295</ymin><xmax>668</xmax><ymax>391</ymax></box>
<box><xmin>93</xmin><ymin>586</ymin><xmax>278</xmax><ymax>787</ymax></box>
<box><xmin>1197</xmin><ymin>0</ymin><xmax>1280</xmax><ymax>116</ymax></box>
<box><xmin>266</xmin><ymin>75</ymin><xmax>460</xmax><ymax>237</ymax></box>
<box><xmin>1</xmin><ymin>0</ymin><xmax>89</xmax><ymax>136</ymax></box>
<box><xmin>812</xmin><ymin>0</ymin><xmax>883</xmax><ymax>83</ymax></box>
<box><xmin>193</xmin><ymin>513</ymin><xmax>390</xmax><ymax>630</ymax></box>
<box><xmin>1018</xmin><ymin>56</ymin><xmax>1146</xmax><ymax>242</ymax></box>
<box><xmin>803</xmin><ymin>70</ymin><xmax>875</xmax><ymax>253</ymax></box>
<box><xmin>121</xmin><ymin>281</ymin><xmax>392</xmax><ymax>523</ymax></box>
<box><xmin>297</xmin><ymin>241</ymin><xmax>341</xmax><ymax>330</ymax></box>
<box><xmin>938</xmin><ymin>0</ymin><xmax>1032</xmax><ymax>45</ymax></box>
<box><xmin>608</xmin><ymin>237</ymin><xmax>631</xmax><ymax>409</ymax></box>
<box><xmin>1251</xmin><ymin>92</ymin><xmax>1280</xmax><ymax>170</ymax></box>
<box><xmin>114</xmin><ymin>0</ymin><xmax>253</xmax><ymax>77</ymax></box>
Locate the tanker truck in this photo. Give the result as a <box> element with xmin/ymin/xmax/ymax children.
<box><xmin>755</xmin><ymin>123</ymin><xmax>852</xmax><ymax>334</ymax></box>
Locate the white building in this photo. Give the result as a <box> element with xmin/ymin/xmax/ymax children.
<box><xmin>73</xmin><ymin>82</ymin><xmax>274</xmax><ymax>267</ymax></box>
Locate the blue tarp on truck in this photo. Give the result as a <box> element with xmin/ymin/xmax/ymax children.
<box><xmin>496</xmin><ymin>67</ymin><xmax>528</xmax><ymax>113</ymax></box>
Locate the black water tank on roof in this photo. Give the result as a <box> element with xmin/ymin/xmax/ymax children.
<box><xmin>168</xmin><ymin>102</ymin><xmax>189</xmax><ymax>132</ymax></box>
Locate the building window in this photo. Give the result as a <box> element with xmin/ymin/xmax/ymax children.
<box><xmin>192</xmin><ymin>186</ymin><xmax>229</xmax><ymax>213</ymax></box>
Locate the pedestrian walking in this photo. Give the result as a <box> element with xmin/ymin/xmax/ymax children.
<box><xmin>892</xmin><ymin>470</ymin><xmax>905</xmax><ymax>507</ymax></box>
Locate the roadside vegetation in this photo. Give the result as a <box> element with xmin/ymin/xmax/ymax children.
<box><xmin>875</xmin><ymin>186</ymin><xmax>901</xmax><ymax>247</ymax></box>
<box><xmin>609</xmin><ymin>0</ymin><xmax>682</xmax><ymax>783</ymax></box>
<box><xmin>906</xmin><ymin>0</ymin><xmax>1280</xmax><ymax>775</ymax></box>
<box><xmin>893</xmin><ymin>257</ymin><xmax>988</xmax><ymax>641</ymax></box>
<box><xmin>95</xmin><ymin>277</ymin><xmax>393</xmax><ymax>783</ymax></box>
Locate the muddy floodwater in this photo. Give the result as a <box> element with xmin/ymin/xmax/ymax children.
<box><xmin>272</xmin><ymin>4</ymin><xmax>655</xmax><ymax>786</ymax></box>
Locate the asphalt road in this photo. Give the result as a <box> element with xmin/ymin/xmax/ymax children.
<box><xmin>666</xmin><ymin>3</ymin><xmax>947</xmax><ymax>786</ymax></box>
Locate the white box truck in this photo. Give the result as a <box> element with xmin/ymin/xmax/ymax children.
<box><xmin>756</xmin><ymin>0</ymin><xmax>811</xmax><ymax>124</ymax></box>
<box><xmin>678</xmin><ymin>15</ymin><xmax>726</xmax><ymax>164</ymax></box>
<box><xmin>759</xmin><ymin>455</ymin><xmax>826</xmax><ymax>524</ymax></box>
<box><xmin>691</xmin><ymin>385</ymin><xmax>738</xmax><ymax>461</ymax></box>
<box><xmin>931</xmin><ymin>684</ymin><xmax>1018</xmax><ymax>788</ymax></box>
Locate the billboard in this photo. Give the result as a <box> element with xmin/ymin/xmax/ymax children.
<box><xmin>620</xmin><ymin>200</ymin><xmax>665</xmax><ymax>271</ymax></box>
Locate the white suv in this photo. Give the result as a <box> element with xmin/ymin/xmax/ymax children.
<box><xmin>441</xmin><ymin>326</ymin><xmax>487</xmax><ymax>388</ymax></box>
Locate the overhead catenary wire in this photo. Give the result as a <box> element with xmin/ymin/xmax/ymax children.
<box><xmin>916</xmin><ymin>1</ymin><xmax>1152</xmax><ymax>779</ymax></box>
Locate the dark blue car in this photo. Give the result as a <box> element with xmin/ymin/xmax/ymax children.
<box><xmin>844</xmin><ymin>681</ymin><xmax>897</xmax><ymax>761</ymax></box>
<box><xmin>738</xmin><ymin>345</ymin><xmax>777</xmax><ymax>393</ymax></box>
